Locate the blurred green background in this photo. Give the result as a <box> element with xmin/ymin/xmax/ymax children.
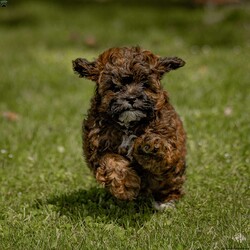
<box><xmin>0</xmin><ymin>0</ymin><xmax>249</xmax><ymax>249</ymax></box>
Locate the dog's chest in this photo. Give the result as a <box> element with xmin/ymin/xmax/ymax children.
<box><xmin>118</xmin><ymin>133</ymin><xmax>137</xmax><ymax>159</ymax></box>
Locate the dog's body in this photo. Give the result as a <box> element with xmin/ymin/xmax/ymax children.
<box><xmin>73</xmin><ymin>47</ymin><xmax>186</xmax><ymax>208</ymax></box>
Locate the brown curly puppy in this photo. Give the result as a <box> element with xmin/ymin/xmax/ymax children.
<box><xmin>73</xmin><ymin>47</ymin><xmax>186</xmax><ymax>210</ymax></box>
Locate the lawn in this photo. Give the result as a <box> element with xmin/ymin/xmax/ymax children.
<box><xmin>0</xmin><ymin>1</ymin><xmax>249</xmax><ymax>249</ymax></box>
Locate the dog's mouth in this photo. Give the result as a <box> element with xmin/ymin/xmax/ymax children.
<box><xmin>118</xmin><ymin>110</ymin><xmax>147</xmax><ymax>125</ymax></box>
<box><xmin>115</xmin><ymin>107</ymin><xmax>154</xmax><ymax>128</ymax></box>
<box><xmin>108</xmin><ymin>96</ymin><xmax>155</xmax><ymax>128</ymax></box>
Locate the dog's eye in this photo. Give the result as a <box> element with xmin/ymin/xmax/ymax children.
<box><xmin>143</xmin><ymin>81</ymin><xmax>150</xmax><ymax>88</ymax></box>
<box><xmin>121</xmin><ymin>76</ymin><xmax>133</xmax><ymax>84</ymax></box>
<box><xmin>110</xmin><ymin>84</ymin><xmax>121</xmax><ymax>93</ymax></box>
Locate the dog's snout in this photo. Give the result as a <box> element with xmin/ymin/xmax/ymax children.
<box><xmin>126</xmin><ymin>96</ymin><xmax>137</xmax><ymax>104</ymax></box>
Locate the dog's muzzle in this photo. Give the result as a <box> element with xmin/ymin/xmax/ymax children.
<box><xmin>109</xmin><ymin>94</ymin><xmax>155</xmax><ymax>127</ymax></box>
<box><xmin>118</xmin><ymin>110</ymin><xmax>147</xmax><ymax>124</ymax></box>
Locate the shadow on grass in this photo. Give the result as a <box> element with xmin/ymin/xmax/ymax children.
<box><xmin>45</xmin><ymin>187</ymin><xmax>155</xmax><ymax>228</ymax></box>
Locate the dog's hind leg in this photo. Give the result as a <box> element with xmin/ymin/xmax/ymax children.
<box><xmin>96</xmin><ymin>153</ymin><xmax>141</xmax><ymax>201</ymax></box>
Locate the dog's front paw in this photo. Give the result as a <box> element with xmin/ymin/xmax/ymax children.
<box><xmin>133</xmin><ymin>135</ymin><xmax>168</xmax><ymax>171</ymax></box>
<box><xmin>135</xmin><ymin>135</ymin><xmax>165</xmax><ymax>157</ymax></box>
<box><xmin>152</xmin><ymin>200</ymin><xmax>176</xmax><ymax>211</ymax></box>
<box><xmin>96</xmin><ymin>154</ymin><xmax>141</xmax><ymax>201</ymax></box>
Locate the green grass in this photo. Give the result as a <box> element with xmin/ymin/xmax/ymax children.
<box><xmin>0</xmin><ymin>1</ymin><xmax>249</xmax><ymax>249</ymax></box>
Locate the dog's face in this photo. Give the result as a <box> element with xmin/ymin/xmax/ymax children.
<box><xmin>73</xmin><ymin>47</ymin><xmax>185</xmax><ymax>128</ymax></box>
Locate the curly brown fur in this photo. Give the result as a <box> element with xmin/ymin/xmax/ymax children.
<box><xmin>73</xmin><ymin>47</ymin><xmax>186</xmax><ymax>207</ymax></box>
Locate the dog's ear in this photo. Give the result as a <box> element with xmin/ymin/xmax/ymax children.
<box><xmin>156</xmin><ymin>57</ymin><xmax>185</xmax><ymax>77</ymax></box>
<box><xmin>72</xmin><ymin>58</ymin><xmax>99</xmax><ymax>82</ymax></box>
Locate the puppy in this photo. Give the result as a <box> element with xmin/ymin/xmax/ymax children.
<box><xmin>73</xmin><ymin>47</ymin><xmax>186</xmax><ymax>210</ymax></box>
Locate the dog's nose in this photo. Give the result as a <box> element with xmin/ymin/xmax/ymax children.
<box><xmin>126</xmin><ymin>96</ymin><xmax>136</xmax><ymax>104</ymax></box>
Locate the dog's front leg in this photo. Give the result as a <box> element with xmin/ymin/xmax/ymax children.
<box><xmin>133</xmin><ymin>134</ymin><xmax>181</xmax><ymax>173</ymax></box>
<box><xmin>133</xmin><ymin>134</ymin><xmax>186</xmax><ymax>207</ymax></box>
<box><xmin>96</xmin><ymin>153</ymin><xmax>141</xmax><ymax>201</ymax></box>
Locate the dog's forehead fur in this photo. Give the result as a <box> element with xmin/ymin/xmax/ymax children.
<box><xmin>97</xmin><ymin>47</ymin><xmax>159</xmax><ymax>69</ymax></box>
<box><xmin>97</xmin><ymin>47</ymin><xmax>159</xmax><ymax>86</ymax></box>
